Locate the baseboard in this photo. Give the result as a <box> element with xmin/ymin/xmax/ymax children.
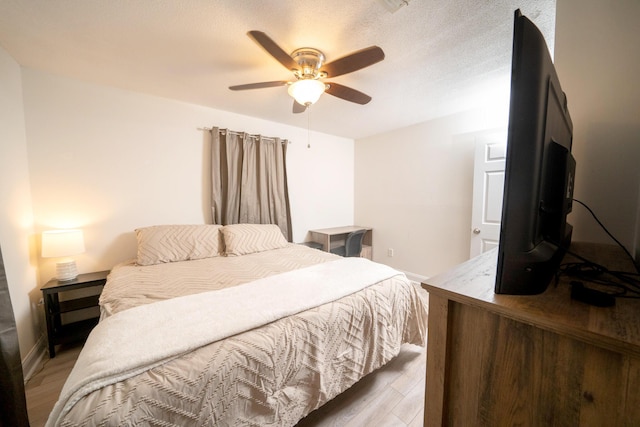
<box><xmin>22</xmin><ymin>334</ymin><xmax>47</xmax><ymax>383</ymax></box>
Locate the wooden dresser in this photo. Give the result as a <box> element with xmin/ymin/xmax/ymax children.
<box><xmin>421</xmin><ymin>243</ymin><xmax>640</xmax><ymax>426</ymax></box>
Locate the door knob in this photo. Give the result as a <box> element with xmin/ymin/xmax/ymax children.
<box><xmin>473</xmin><ymin>228</ymin><xmax>481</xmax><ymax>234</ymax></box>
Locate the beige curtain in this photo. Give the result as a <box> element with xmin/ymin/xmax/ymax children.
<box><xmin>209</xmin><ymin>127</ymin><xmax>292</xmax><ymax>241</ymax></box>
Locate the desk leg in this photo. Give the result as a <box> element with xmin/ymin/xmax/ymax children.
<box><xmin>308</xmin><ymin>232</ymin><xmax>331</xmax><ymax>252</ymax></box>
<box><xmin>425</xmin><ymin>293</ymin><xmax>452</xmax><ymax>426</ymax></box>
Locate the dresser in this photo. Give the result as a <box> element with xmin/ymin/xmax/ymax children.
<box><xmin>421</xmin><ymin>243</ymin><xmax>640</xmax><ymax>426</ymax></box>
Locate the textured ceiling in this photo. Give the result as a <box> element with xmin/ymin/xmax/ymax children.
<box><xmin>0</xmin><ymin>0</ymin><xmax>556</xmax><ymax>139</ymax></box>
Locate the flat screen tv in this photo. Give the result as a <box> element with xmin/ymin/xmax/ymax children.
<box><xmin>495</xmin><ymin>10</ymin><xmax>576</xmax><ymax>295</ymax></box>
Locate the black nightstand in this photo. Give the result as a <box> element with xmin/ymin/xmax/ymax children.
<box><xmin>41</xmin><ymin>270</ymin><xmax>109</xmax><ymax>357</ymax></box>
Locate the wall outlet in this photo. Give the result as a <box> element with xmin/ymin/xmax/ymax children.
<box><xmin>388</xmin><ymin>248</ymin><xmax>394</xmax><ymax>257</ymax></box>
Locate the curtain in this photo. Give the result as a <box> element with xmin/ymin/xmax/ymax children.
<box><xmin>0</xmin><ymin>245</ymin><xmax>30</xmax><ymax>427</ymax></box>
<box><xmin>209</xmin><ymin>127</ymin><xmax>292</xmax><ymax>241</ymax></box>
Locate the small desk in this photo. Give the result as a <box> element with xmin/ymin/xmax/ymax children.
<box><xmin>308</xmin><ymin>226</ymin><xmax>372</xmax><ymax>259</ymax></box>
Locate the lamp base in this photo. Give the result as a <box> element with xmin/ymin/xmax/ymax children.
<box><xmin>55</xmin><ymin>260</ymin><xmax>78</xmax><ymax>281</ymax></box>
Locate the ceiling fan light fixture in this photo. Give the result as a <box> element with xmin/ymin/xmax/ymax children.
<box><xmin>288</xmin><ymin>79</ymin><xmax>326</xmax><ymax>106</ymax></box>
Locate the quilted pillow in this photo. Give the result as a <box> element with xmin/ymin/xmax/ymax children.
<box><xmin>221</xmin><ymin>224</ymin><xmax>288</xmax><ymax>256</ymax></box>
<box><xmin>135</xmin><ymin>224</ymin><xmax>223</xmax><ymax>266</ymax></box>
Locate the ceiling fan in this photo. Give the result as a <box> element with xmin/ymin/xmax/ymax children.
<box><xmin>229</xmin><ymin>31</ymin><xmax>385</xmax><ymax>113</ymax></box>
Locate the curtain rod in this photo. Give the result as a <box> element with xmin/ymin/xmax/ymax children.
<box><xmin>198</xmin><ymin>127</ymin><xmax>290</xmax><ymax>143</ymax></box>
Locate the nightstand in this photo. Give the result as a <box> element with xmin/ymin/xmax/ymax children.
<box><xmin>41</xmin><ymin>270</ymin><xmax>109</xmax><ymax>358</ymax></box>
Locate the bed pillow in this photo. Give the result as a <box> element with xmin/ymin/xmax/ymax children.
<box><xmin>221</xmin><ymin>223</ymin><xmax>288</xmax><ymax>256</ymax></box>
<box><xmin>135</xmin><ymin>224</ymin><xmax>223</xmax><ymax>266</ymax></box>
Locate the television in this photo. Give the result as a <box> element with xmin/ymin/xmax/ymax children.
<box><xmin>495</xmin><ymin>10</ymin><xmax>576</xmax><ymax>295</ymax></box>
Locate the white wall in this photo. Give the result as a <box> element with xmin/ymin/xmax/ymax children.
<box><xmin>21</xmin><ymin>69</ymin><xmax>355</xmax><ymax>281</ymax></box>
<box><xmin>6</xmin><ymin>0</ymin><xmax>638</xmax><ymax>366</ymax></box>
<box><xmin>355</xmin><ymin>107</ymin><xmax>508</xmax><ymax>279</ymax></box>
<box><xmin>356</xmin><ymin>0</ymin><xmax>640</xmax><ymax>280</ymax></box>
<box><xmin>0</xmin><ymin>46</ymin><xmax>41</xmax><ymax>362</ymax></box>
<box><xmin>555</xmin><ymin>0</ymin><xmax>640</xmax><ymax>251</ymax></box>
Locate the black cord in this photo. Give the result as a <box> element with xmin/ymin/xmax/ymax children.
<box><xmin>572</xmin><ymin>198</ymin><xmax>638</xmax><ymax>273</ymax></box>
<box><xmin>553</xmin><ymin>199</ymin><xmax>640</xmax><ymax>298</ymax></box>
<box><xmin>557</xmin><ymin>259</ymin><xmax>640</xmax><ymax>297</ymax></box>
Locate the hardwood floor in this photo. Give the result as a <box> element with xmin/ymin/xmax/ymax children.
<box><xmin>25</xmin><ymin>343</ymin><xmax>84</xmax><ymax>427</ymax></box>
<box><xmin>26</xmin><ymin>285</ymin><xmax>429</xmax><ymax>426</ymax></box>
<box><xmin>295</xmin><ymin>344</ymin><xmax>426</xmax><ymax>427</ymax></box>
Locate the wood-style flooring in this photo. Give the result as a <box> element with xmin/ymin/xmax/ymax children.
<box><xmin>25</xmin><ymin>343</ymin><xmax>83</xmax><ymax>427</ymax></box>
<box><xmin>295</xmin><ymin>344</ymin><xmax>426</xmax><ymax>427</ymax></box>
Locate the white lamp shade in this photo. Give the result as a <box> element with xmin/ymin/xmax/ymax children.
<box><xmin>287</xmin><ymin>79</ymin><xmax>326</xmax><ymax>106</ymax></box>
<box><xmin>41</xmin><ymin>229</ymin><xmax>85</xmax><ymax>258</ymax></box>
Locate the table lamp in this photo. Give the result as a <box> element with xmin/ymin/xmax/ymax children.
<box><xmin>41</xmin><ymin>229</ymin><xmax>85</xmax><ymax>281</ymax></box>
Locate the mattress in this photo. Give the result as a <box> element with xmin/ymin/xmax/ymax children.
<box><xmin>49</xmin><ymin>244</ymin><xmax>428</xmax><ymax>426</ymax></box>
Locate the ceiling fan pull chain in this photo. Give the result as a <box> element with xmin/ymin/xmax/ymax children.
<box><xmin>307</xmin><ymin>108</ymin><xmax>311</xmax><ymax>149</ymax></box>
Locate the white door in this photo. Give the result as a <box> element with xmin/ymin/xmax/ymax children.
<box><xmin>470</xmin><ymin>132</ymin><xmax>506</xmax><ymax>258</ymax></box>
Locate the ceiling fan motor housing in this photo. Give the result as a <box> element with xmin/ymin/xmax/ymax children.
<box><xmin>291</xmin><ymin>48</ymin><xmax>326</xmax><ymax>79</ymax></box>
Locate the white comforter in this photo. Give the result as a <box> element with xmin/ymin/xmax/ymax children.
<box><xmin>47</xmin><ymin>257</ymin><xmax>404</xmax><ymax>426</ymax></box>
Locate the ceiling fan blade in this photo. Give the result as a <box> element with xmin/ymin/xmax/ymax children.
<box><xmin>229</xmin><ymin>81</ymin><xmax>289</xmax><ymax>91</ymax></box>
<box><xmin>325</xmin><ymin>82</ymin><xmax>372</xmax><ymax>105</ymax></box>
<box><xmin>247</xmin><ymin>31</ymin><xmax>299</xmax><ymax>71</ymax></box>
<box><xmin>321</xmin><ymin>46</ymin><xmax>385</xmax><ymax>78</ymax></box>
<box><xmin>292</xmin><ymin>100</ymin><xmax>307</xmax><ymax>114</ymax></box>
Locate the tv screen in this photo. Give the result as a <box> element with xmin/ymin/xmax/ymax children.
<box><xmin>495</xmin><ymin>10</ymin><xmax>576</xmax><ymax>295</ymax></box>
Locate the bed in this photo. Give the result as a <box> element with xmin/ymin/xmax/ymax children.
<box><xmin>47</xmin><ymin>224</ymin><xmax>428</xmax><ymax>426</ymax></box>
